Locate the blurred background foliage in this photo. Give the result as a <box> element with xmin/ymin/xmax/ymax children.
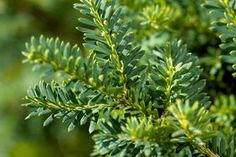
<box><xmin>0</xmin><ymin>0</ymin><xmax>92</xmax><ymax>156</ymax></box>
<box><xmin>1</xmin><ymin>0</ymin><xmax>236</xmax><ymax>157</ymax></box>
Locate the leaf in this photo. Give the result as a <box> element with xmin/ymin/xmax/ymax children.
<box><xmin>89</xmin><ymin>117</ymin><xmax>97</xmax><ymax>134</ymax></box>
<box><xmin>43</xmin><ymin>115</ymin><xmax>54</xmax><ymax>127</ymax></box>
<box><xmin>68</xmin><ymin>122</ymin><xmax>76</xmax><ymax>132</ymax></box>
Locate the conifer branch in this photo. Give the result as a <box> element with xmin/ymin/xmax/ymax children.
<box><xmin>204</xmin><ymin>0</ymin><xmax>236</xmax><ymax>77</ymax></box>
<box><xmin>19</xmin><ymin>0</ymin><xmax>232</xmax><ymax>156</ymax></box>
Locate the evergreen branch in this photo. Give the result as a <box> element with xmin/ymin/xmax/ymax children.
<box><xmin>22</xmin><ymin>35</ymin><xmax>83</xmax><ymax>76</ymax></box>
<box><xmin>23</xmin><ymin>33</ymin><xmax>148</xmax><ymax>129</ymax></box>
<box><xmin>209</xmin><ymin>135</ymin><xmax>236</xmax><ymax>157</ymax></box>
<box><xmin>92</xmin><ymin>117</ymin><xmax>171</xmax><ymax>156</ymax></box>
<box><xmin>211</xmin><ymin>95</ymin><xmax>236</xmax><ymax>129</ymax></box>
<box><xmin>204</xmin><ymin>0</ymin><xmax>236</xmax><ymax>77</ymax></box>
<box><xmin>92</xmin><ymin>100</ymin><xmax>217</xmax><ymax>157</ymax></box>
<box><xmin>148</xmin><ymin>40</ymin><xmax>209</xmax><ymax>107</ymax></box>
<box><xmin>197</xmin><ymin>145</ymin><xmax>220</xmax><ymax>157</ymax></box>
<box><xmin>76</xmin><ymin>0</ymin><xmax>124</xmax><ymax>74</ymax></box>
<box><xmin>118</xmin><ymin>0</ymin><xmax>179</xmax><ymax>39</ymax></box>
<box><xmin>74</xmin><ymin>0</ymin><xmax>146</xmax><ymax>97</ymax></box>
<box><xmin>22</xmin><ymin>35</ymin><xmax>126</xmax><ymax>102</ymax></box>
<box><xmin>208</xmin><ymin>95</ymin><xmax>236</xmax><ymax>157</ymax></box>
<box><xmin>141</xmin><ymin>3</ymin><xmax>176</xmax><ymax>30</ymax></box>
<box><xmin>74</xmin><ymin>0</ymin><xmax>126</xmax><ymax>92</ymax></box>
<box><xmin>19</xmin><ymin>0</ymin><xmax>234</xmax><ymax>156</ymax></box>
<box><xmin>23</xmin><ymin>80</ymin><xmax>117</xmax><ymax>133</ymax></box>
<box><xmin>168</xmin><ymin>100</ymin><xmax>218</xmax><ymax>157</ymax></box>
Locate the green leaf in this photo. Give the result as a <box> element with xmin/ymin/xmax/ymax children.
<box><xmin>68</xmin><ymin>122</ymin><xmax>76</xmax><ymax>132</ymax></box>
<box><xmin>89</xmin><ymin>116</ymin><xmax>98</xmax><ymax>134</ymax></box>
<box><xmin>43</xmin><ymin>115</ymin><xmax>54</xmax><ymax>127</ymax></box>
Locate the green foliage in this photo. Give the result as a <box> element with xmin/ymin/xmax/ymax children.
<box><xmin>208</xmin><ymin>95</ymin><xmax>236</xmax><ymax>157</ymax></box>
<box><xmin>119</xmin><ymin>0</ymin><xmax>179</xmax><ymax>34</ymax></box>
<box><xmin>0</xmin><ymin>0</ymin><xmax>93</xmax><ymax>156</ymax></box>
<box><xmin>22</xmin><ymin>36</ymin><xmax>84</xmax><ymax>77</ymax></box>
<box><xmin>204</xmin><ymin>0</ymin><xmax>236</xmax><ymax>77</ymax></box>
<box><xmin>74</xmin><ymin>0</ymin><xmax>145</xmax><ymax>89</ymax></box>
<box><xmin>211</xmin><ymin>95</ymin><xmax>236</xmax><ymax>129</ymax></box>
<box><xmin>19</xmin><ymin>0</ymin><xmax>236</xmax><ymax>156</ymax></box>
<box><xmin>148</xmin><ymin>41</ymin><xmax>209</xmax><ymax>107</ymax></box>
<box><xmin>92</xmin><ymin>100</ymin><xmax>215</xmax><ymax>156</ymax></box>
